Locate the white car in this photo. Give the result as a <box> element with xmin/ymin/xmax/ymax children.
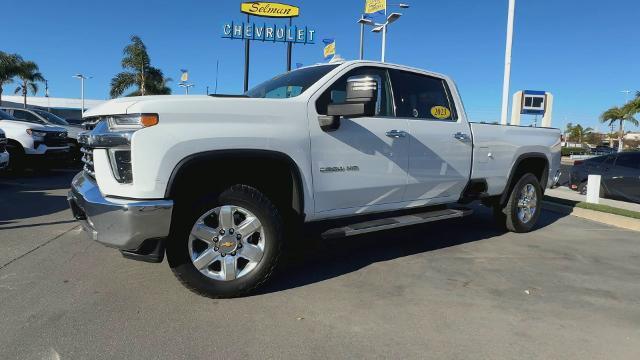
<box><xmin>0</xmin><ymin>109</ymin><xmax>70</xmax><ymax>170</ymax></box>
<box><xmin>68</xmin><ymin>60</ymin><xmax>561</xmax><ymax>298</ymax></box>
<box><xmin>0</xmin><ymin>128</ymin><xmax>9</xmax><ymax>170</ymax></box>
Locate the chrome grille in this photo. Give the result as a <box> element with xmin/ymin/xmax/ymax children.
<box><xmin>0</xmin><ymin>133</ymin><xmax>6</xmax><ymax>153</ymax></box>
<box><xmin>81</xmin><ymin>146</ymin><xmax>95</xmax><ymax>177</ymax></box>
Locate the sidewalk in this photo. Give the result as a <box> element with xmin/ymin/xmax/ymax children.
<box><xmin>546</xmin><ymin>186</ymin><xmax>640</xmax><ymax>212</ymax></box>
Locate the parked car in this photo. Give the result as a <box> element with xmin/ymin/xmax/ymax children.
<box><xmin>0</xmin><ymin>128</ymin><xmax>9</xmax><ymax>170</ymax></box>
<box><xmin>68</xmin><ymin>60</ymin><xmax>561</xmax><ymax>298</ymax></box>
<box><xmin>570</xmin><ymin>152</ymin><xmax>640</xmax><ymax>204</ymax></box>
<box><xmin>0</xmin><ymin>107</ymin><xmax>82</xmax><ymax>161</ymax></box>
<box><xmin>591</xmin><ymin>145</ymin><xmax>616</xmax><ymax>156</ymax></box>
<box><xmin>0</xmin><ymin>109</ymin><xmax>69</xmax><ymax>170</ymax></box>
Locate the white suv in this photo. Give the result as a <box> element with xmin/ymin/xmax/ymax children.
<box><xmin>0</xmin><ymin>109</ymin><xmax>69</xmax><ymax>170</ymax></box>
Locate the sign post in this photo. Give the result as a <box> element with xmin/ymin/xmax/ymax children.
<box><xmin>226</xmin><ymin>2</ymin><xmax>310</xmax><ymax>91</ymax></box>
<box><xmin>244</xmin><ymin>14</ymin><xmax>251</xmax><ymax>92</ymax></box>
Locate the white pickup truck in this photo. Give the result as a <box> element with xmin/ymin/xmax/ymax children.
<box><xmin>68</xmin><ymin>61</ymin><xmax>561</xmax><ymax>298</ymax></box>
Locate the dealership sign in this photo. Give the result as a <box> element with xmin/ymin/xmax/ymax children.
<box><xmin>222</xmin><ymin>22</ymin><xmax>315</xmax><ymax>44</ymax></box>
<box><xmin>240</xmin><ymin>2</ymin><xmax>299</xmax><ymax>18</ymax></box>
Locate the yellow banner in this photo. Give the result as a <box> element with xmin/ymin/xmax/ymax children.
<box><xmin>241</xmin><ymin>2</ymin><xmax>300</xmax><ymax>18</ymax></box>
<box><xmin>365</xmin><ymin>0</ymin><xmax>386</xmax><ymax>14</ymax></box>
<box><xmin>324</xmin><ymin>42</ymin><xmax>336</xmax><ymax>59</ymax></box>
<box><xmin>180</xmin><ymin>72</ymin><xmax>188</xmax><ymax>82</ymax></box>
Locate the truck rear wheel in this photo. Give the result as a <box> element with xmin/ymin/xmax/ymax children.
<box><xmin>495</xmin><ymin>173</ymin><xmax>542</xmax><ymax>233</ymax></box>
<box><xmin>167</xmin><ymin>185</ymin><xmax>283</xmax><ymax>298</ymax></box>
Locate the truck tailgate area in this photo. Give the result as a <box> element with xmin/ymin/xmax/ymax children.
<box><xmin>469</xmin><ymin>123</ymin><xmax>561</xmax><ymax>195</ymax></box>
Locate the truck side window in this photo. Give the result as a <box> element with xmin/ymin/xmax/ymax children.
<box><xmin>12</xmin><ymin>110</ymin><xmax>44</xmax><ymax>124</ymax></box>
<box><xmin>389</xmin><ymin>69</ymin><xmax>458</xmax><ymax>121</ymax></box>
<box><xmin>316</xmin><ymin>67</ymin><xmax>394</xmax><ymax>117</ymax></box>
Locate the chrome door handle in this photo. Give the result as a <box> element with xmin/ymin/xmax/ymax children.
<box><xmin>453</xmin><ymin>132</ymin><xmax>471</xmax><ymax>142</ymax></box>
<box><xmin>386</xmin><ymin>130</ymin><xmax>407</xmax><ymax>138</ymax></box>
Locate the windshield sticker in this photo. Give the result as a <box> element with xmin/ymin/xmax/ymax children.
<box><xmin>430</xmin><ymin>106</ymin><xmax>451</xmax><ymax>119</ymax></box>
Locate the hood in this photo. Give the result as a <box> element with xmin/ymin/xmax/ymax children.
<box><xmin>81</xmin><ymin>95</ymin><xmax>300</xmax><ymax>120</ymax></box>
<box><xmin>0</xmin><ymin>119</ymin><xmax>67</xmax><ymax>133</ymax></box>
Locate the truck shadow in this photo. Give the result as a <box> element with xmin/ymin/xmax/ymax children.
<box><xmin>0</xmin><ymin>169</ymin><xmax>77</xmax><ymax>225</ymax></box>
<box><xmin>258</xmin><ymin>206</ymin><xmax>566</xmax><ymax>295</ymax></box>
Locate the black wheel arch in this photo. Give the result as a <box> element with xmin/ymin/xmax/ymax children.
<box><xmin>165</xmin><ymin>149</ymin><xmax>306</xmax><ymax>220</ymax></box>
<box><xmin>499</xmin><ymin>153</ymin><xmax>549</xmax><ymax>206</ymax></box>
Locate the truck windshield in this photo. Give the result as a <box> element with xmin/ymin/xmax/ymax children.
<box><xmin>245</xmin><ymin>64</ymin><xmax>339</xmax><ymax>99</ymax></box>
<box><xmin>34</xmin><ymin>109</ymin><xmax>70</xmax><ymax>126</ymax></box>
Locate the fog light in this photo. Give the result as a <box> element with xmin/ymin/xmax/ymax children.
<box><xmin>108</xmin><ymin>149</ymin><xmax>132</xmax><ymax>183</ymax></box>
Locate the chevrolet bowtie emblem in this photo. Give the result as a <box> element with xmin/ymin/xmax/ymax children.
<box><xmin>221</xmin><ymin>241</ymin><xmax>234</xmax><ymax>247</ymax></box>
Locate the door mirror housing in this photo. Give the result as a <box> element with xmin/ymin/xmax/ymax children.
<box><xmin>326</xmin><ymin>75</ymin><xmax>378</xmax><ymax>118</ymax></box>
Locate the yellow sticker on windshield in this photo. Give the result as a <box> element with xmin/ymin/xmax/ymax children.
<box><xmin>431</xmin><ymin>106</ymin><xmax>451</xmax><ymax>119</ymax></box>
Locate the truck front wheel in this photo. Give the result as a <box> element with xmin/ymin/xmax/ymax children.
<box><xmin>495</xmin><ymin>173</ymin><xmax>542</xmax><ymax>233</ymax></box>
<box><xmin>167</xmin><ymin>185</ymin><xmax>284</xmax><ymax>298</ymax></box>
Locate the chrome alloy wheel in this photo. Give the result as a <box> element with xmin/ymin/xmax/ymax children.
<box><xmin>517</xmin><ymin>183</ymin><xmax>538</xmax><ymax>224</ymax></box>
<box><xmin>188</xmin><ymin>205</ymin><xmax>265</xmax><ymax>281</ymax></box>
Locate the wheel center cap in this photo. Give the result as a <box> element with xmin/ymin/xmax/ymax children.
<box><xmin>218</xmin><ymin>234</ymin><xmax>237</xmax><ymax>253</ymax></box>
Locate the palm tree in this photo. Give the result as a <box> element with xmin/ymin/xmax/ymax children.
<box><xmin>573</xmin><ymin>124</ymin><xmax>593</xmax><ymax>144</ymax></box>
<box><xmin>13</xmin><ymin>59</ymin><xmax>44</xmax><ymax>108</ymax></box>
<box><xmin>600</xmin><ymin>103</ymin><xmax>639</xmax><ymax>152</ymax></box>
<box><xmin>0</xmin><ymin>52</ymin><xmax>21</xmax><ymax>105</ymax></box>
<box><xmin>110</xmin><ymin>35</ymin><xmax>172</xmax><ymax>98</ymax></box>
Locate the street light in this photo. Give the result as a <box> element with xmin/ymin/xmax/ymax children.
<box><xmin>179</xmin><ymin>83</ymin><xmax>195</xmax><ymax>95</ymax></box>
<box><xmin>73</xmin><ymin>74</ymin><xmax>92</xmax><ymax>117</ymax></box>
<box><xmin>357</xmin><ymin>16</ymin><xmax>374</xmax><ymax>60</ymax></box>
<box><xmin>371</xmin><ymin>13</ymin><xmax>402</xmax><ymax>62</ymax></box>
<box><xmin>370</xmin><ymin>3</ymin><xmax>407</xmax><ymax>62</ymax></box>
<box><xmin>500</xmin><ymin>0</ymin><xmax>516</xmax><ymax>125</ymax></box>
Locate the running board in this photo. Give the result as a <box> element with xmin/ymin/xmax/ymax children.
<box><xmin>321</xmin><ymin>208</ymin><xmax>473</xmax><ymax>239</ymax></box>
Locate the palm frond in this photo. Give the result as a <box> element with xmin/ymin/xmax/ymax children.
<box><xmin>110</xmin><ymin>71</ymin><xmax>137</xmax><ymax>98</ymax></box>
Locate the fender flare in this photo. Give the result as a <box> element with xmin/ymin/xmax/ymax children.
<box><xmin>164</xmin><ymin>149</ymin><xmax>306</xmax><ymax>218</ymax></box>
<box><xmin>499</xmin><ymin>152</ymin><xmax>549</xmax><ymax>206</ymax></box>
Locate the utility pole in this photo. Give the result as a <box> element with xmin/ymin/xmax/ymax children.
<box><xmin>73</xmin><ymin>74</ymin><xmax>91</xmax><ymax>117</ymax></box>
<box><xmin>215</xmin><ymin>60</ymin><xmax>219</xmax><ymax>94</ymax></box>
<box><xmin>500</xmin><ymin>0</ymin><xmax>516</xmax><ymax>125</ymax></box>
<box><xmin>244</xmin><ymin>14</ymin><xmax>251</xmax><ymax>92</ymax></box>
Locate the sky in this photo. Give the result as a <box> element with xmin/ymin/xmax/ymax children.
<box><xmin>2</xmin><ymin>0</ymin><xmax>639</xmax><ymax>132</ymax></box>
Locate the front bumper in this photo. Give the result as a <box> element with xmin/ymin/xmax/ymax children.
<box><xmin>67</xmin><ymin>171</ymin><xmax>173</xmax><ymax>250</ymax></box>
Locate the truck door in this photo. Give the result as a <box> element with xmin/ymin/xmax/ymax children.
<box><xmin>387</xmin><ymin>69</ymin><xmax>472</xmax><ymax>203</ymax></box>
<box><xmin>309</xmin><ymin>66</ymin><xmax>410</xmax><ymax>213</ymax></box>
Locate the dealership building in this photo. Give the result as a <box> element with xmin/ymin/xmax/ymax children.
<box><xmin>0</xmin><ymin>95</ymin><xmax>105</xmax><ymax>123</ymax></box>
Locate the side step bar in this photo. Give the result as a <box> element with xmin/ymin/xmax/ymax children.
<box><xmin>321</xmin><ymin>208</ymin><xmax>473</xmax><ymax>239</ymax></box>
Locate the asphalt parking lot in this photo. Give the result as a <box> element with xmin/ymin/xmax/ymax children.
<box><xmin>1</xmin><ymin>169</ymin><xmax>639</xmax><ymax>359</ymax></box>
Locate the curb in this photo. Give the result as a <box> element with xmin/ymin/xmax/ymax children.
<box><xmin>542</xmin><ymin>201</ymin><xmax>640</xmax><ymax>232</ymax></box>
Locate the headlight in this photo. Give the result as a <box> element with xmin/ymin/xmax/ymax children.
<box><xmin>108</xmin><ymin>148</ymin><xmax>133</xmax><ymax>183</ymax></box>
<box><xmin>107</xmin><ymin>114</ymin><xmax>159</xmax><ymax>130</ymax></box>
<box><xmin>26</xmin><ymin>129</ymin><xmax>47</xmax><ymax>137</ymax></box>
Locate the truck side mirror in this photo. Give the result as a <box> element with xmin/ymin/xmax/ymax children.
<box><xmin>326</xmin><ymin>75</ymin><xmax>378</xmax><ymax>118</ymax></box>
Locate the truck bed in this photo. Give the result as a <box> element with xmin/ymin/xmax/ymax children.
<box><xmin>469</xmin><ymin>123</ymin><xmax>562</xmax><ymax>196</ymax></box>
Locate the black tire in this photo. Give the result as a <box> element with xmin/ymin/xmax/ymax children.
<box><xmin>578</xmin><ymin>182</ymin><xmax>587</xmax><ymax>195</ymax></box>
<box><xmin>167</xmin><ymin>184</ymin><xmax>283</xmax><ymax>298</ymax></box>
<box><xmin>5</xmin><ymin>142</ymin><xmax>25</xmax><ymax>172</ymax></box>
<box><xmin>495</xmin><ymin>173</ymin><xmax>542</xmax><ymax>233</ymax></box>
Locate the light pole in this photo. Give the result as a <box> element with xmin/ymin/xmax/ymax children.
<box><xmin>179</xmin><ymin>83</ymin><xmax>195</xmax><ymax>95</ymax></box>
<box><xmin>369</xmin><ymin>3</ymin><xmax>409</xmax><ymax>62</ymax></box>
<box><xmin>73</xmin><ymin>74</ymin><xmax>92</xmax><ymax>117</ymax></box>
<box><xmin>357</xmin><ymin>16</ymin><xmax>374</xmax><ymax>60</ymax></box>
<box><xmin>500</xmin><ymin>0</ymin><xmax>516</xmax><ymax>125</ymax></box>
